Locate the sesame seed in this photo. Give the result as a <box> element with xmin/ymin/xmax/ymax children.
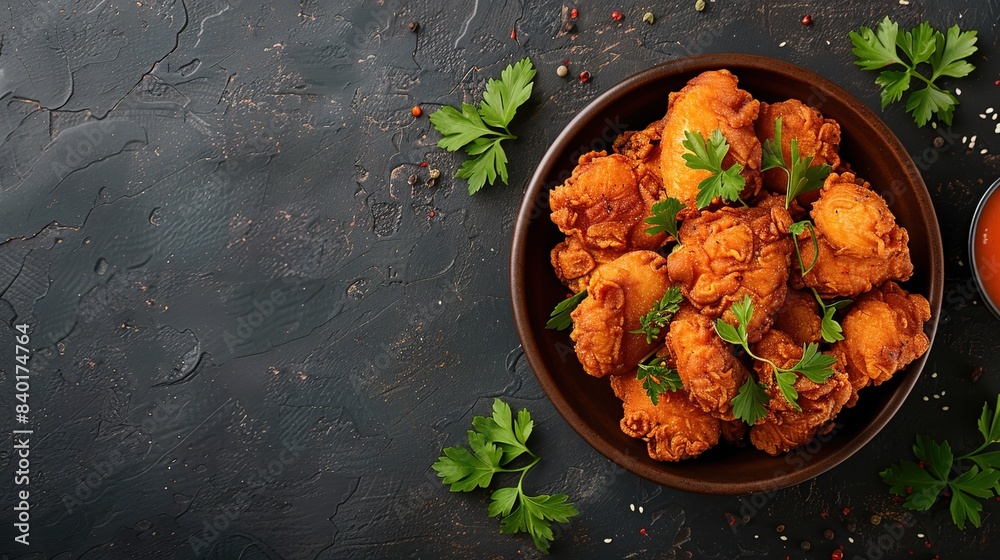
<box><xmin>963</xmin><ymin>136</ymin><xmax>968</xmax><ymax>143</ymax></box>
<box><xmin>899</xmin><ymin>0</ymin><xmax>910</xmax><ymax>4</ymax></box>
<box><xmin>779</xmin><ymin>41</ymin><xmax>787</xmax><ymax>47</ymax></box>
<box><xmin>630</xmin><ymin>503</ymin><xmax>635</xmax><ymax>512</ymax></box>
<box><xmin>942</xmin><ymin>391</ymin><xmax>946</xmax><ymax>396</ymax></box>
<box><xmin>933</xmin><ymin>394</ymin><xmax>940</xmax><ymax>399</ymax></box>
<box><xmin>943</xmin><ymin>406</ymin><xmax>950</xmax><ymax>411</ymax></box>
<box><xmin>923</xmin><ymin>396</ymin><xmax>929</xmax><ymax>401</ymax></box>
<box><xmin>931</xmin><ymin>122</ymin><xmax>938</xmax><ymax>129</ymax></box>
<box><xmin>849</xmin><ymin>537</ymin><xmax>855</xmax><ymax>543</ymax></box>
<box><xmin>780</xmin><ymin>536</ymin><xmax>788</xmax><ymax>541</ymax></box>
<box><xmin>956</xmin><ymin>88</ymin><xmax>963</xmax><ymax>95</ymax></box>
<box><xmin>931</xmin><ymin>372</ymin><xmax>938</xmax><ymax>378</ymax></box>
<box><xmin>996</xmin><ymin>123</ymin><xmax>1000</xmax><ymax>134</ymax></box>
<box><xmin>981</xmin><ymin>114</ymin><xmax>988</xmax><ymax>119</ymax></box>
<box><xmin>987</xmin><ymin>108</ymin><xmax>994</xmax><ymax>114</ymax></box>
<box><xmin>917</xmin><ymin>534</ymin><xmax>925</xmax><ymax>538</ymax></box>
<box><xmin>604</xmin><ymin>538</ymin><xmax>613</xmax><ymax>544</ymax></box>
<box><xmin>982</xmin><ymin>149</ymin><xmax>988</xmax><ymax>154</ymax></box>
<box><xmin>993</xmin><ymin>113</ymin><xmax>998</xmax><ymax>120</ymax></box>
<box><xmin>754</xmin><ymin>534</ymin><xmax>759</xmax><ymax>539</ymax></box>
<box><xmin>639</xmin><ymin>506</ymin><xmax>644</xmax><ymax>513</ymax></box>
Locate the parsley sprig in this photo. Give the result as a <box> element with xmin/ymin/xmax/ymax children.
<box><xmin>812</xmin><ymin>288</ymin><xmax>852</xmax><ymax>343</ymax></box>
<box><xmin>761</xmin><ymin>118</ymin><xmax>832</xmax><ymax>209</ymax></box>
<box><xmin>850</xmin><ymin>17</ymin><xmax>978</xmax><ymax>127</ymax></box>
<box><xmin>881</xmin><ymin>395</ymin><xmax>1000</xmax><ymax>530</ymax></box>
<box><xmin>637</xmin><ymin>354</ymin><xmax>683</xmax><ymax>406</ymax></box>
<box><xmin>644</xmin><ymin>196</ymin><xmax>685</xmax><ymax>243</ymax></box>
<box><xmin>430</xmin><ymin>57</ymin><xmax>536</xmax><ymax>193</ymax></box>
<box><xmin>545</xmin><ymin>290</ymin><xmax>587</xmax><ymax>331</ymax></box>
<box><xmin>433</xmin><ymin>399</ymin><xmax>580</xmax><ymax>553</ymax></box>
<box><xmin>681</xmin><ymin>129</ymin><xmax>746</xmax><ymax>209</ymax></box>
<box><xmin>716</xmin><ymin>295</ymin><xmax>837</xmax><ymax>424</ymax></box>
<box><xmin>789</xmin><ymin>220</ymin><xmax>819</xmax><ymax>276</ymax></box>
<box><xmin>630</xmin><ymin>286</ymin><xmax>683</xmax><ymax>344</ymax></box>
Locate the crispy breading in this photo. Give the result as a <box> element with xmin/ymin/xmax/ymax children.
<box><xmin>832</xmin><ymin>282</ymin><xmax>931</xmax><ymax>406</ymax></box>
<box><xmin>667</xmin><ymin>196</ymin><xmax>794</xmax><ymax>342</ymax></box>
<box><xmin>773</xmin><ymin>288</ymin><xmax>824</xmax><ymax>345</ymax></box>
<box><xmin>570</xmin><ymin>251</ymin><xmax>671</xmax><ymax>377</ymax></box>
<box><xmin>611</xmin><ymin>374</ymin><xmax>721</xmax><ymax>461</ymax></box>
<box><xmin>798</xmin><ymin>172</ymin><xmax>914</xmax><ymax>298</ymax></box>
<box><xmin>659</xmin><ymin>70</ymin><xmax>762</xmax><ymax>210</ymax></box>
<box><xmin>550</xmin><ymin>151</ymin><xmax>665</xmax><ymax>291</ymax></box>
<box><xmin>750</xmin><ymin>330</ymin><xmax>852</xmax><ymax>456</ymax></box>
<box><xmin>664</xmin><ymin>303</ymin><xmax>750</xmax><ymax>421</ymax></box>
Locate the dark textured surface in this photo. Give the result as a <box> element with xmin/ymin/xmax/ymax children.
<box><xmin>0</xmin><ymin>1</ymin><xmax>998</xmax><ymax>558</ymax></box>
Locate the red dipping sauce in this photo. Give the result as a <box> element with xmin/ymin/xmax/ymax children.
<box><xmin>972</xmin><ymin>179</ymin><xmax>1000</xmax><ymax>318</ymax></box>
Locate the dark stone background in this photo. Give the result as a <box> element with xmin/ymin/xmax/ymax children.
<box><xmin>0</xmin><ymin>0</ymin><xmax>998</xmax><ymax>558</ymax></box>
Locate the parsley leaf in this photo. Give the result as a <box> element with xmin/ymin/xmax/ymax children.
<box><xmin>644</xmin><ymin>196</ymin><xmax>685</xmax><ymax>242</ymax></box>
<box><xmin>850</xmin><ymin>17</ymin><xmax>978</xmax><ymax>127</ymax></box>
<box><xmin>630</xmin><ymin>286</ymin><xmax>683</xmax><ymax>344</ymax></box>
<box><xmin>789</xmin><ymin>220</ymin><xmax>818</xmax><ymax>276</ymax></box>
<box><xmin>732</xmin><ymin>377</ymin><xmax>770</xmax><ymax>426</ymax></box>
<box><xmin>715</xmin><ymin>295</ymin><xmax>836</xmax><ymax>420</ymax></box>
<box><xmin>636</xmin><ymin>355</ymin><xmax>683</xmax><ymax>406</ymax></box>
<box><xmin>813</xmin><ymin>289</ymin><xmax>852</xmax><ymax>343</ymax></box>
<box><xmin>434</xmin><ymin>398</ymin><xmax>579</xmax><ymax>553</ymax></box>
<box><xmin>429</xmin><ymin>57</ymin><xmax>536</xmax><ymax>193</ymax></box>
<box><xmin>545</xmin><ymin>290</ymin><xmax>587</xmax><ymax>331</ymax></box>
<box><xmin>761</xmin><ymin>118</ymin><xmax>832</xmax><ymax>209</ymax></box>
<box><xmin>881</xmin><ymin>395</ymin><xmax>1000</xmax><ymax>529</ymax></box>
<box><xmin>681</xmin><ymin>129</ymin><xmax>746</xmax><ymax>209</ymax></box>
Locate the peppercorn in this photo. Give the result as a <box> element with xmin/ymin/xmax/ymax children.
<box><xmin>971</xmin><ymin>365</ymin><xmax>984</xmax><ymax>382</ymax></box>
<box><xmin>933</xmin><ymin>136</ymin><xmax>945</xmax><ymax>149</ymax></box>
<box><xmin>411</xmin><ymin>105</ymin><xmax>422</xmax><ymax>117</ymax></box>
<box><xmin>579</xmin><ymin>70</ymin><xmax>591</xmax><ymax>83</ymax></box>
<box><xmin>775</xmin><ymin>524</ymin><xmax>785</xmax><ymax>533</ymax></box>
<box><xmin>824</xmin><ymin>529</ymin><xmax>835</xmax><ymax>540</ymax></box>
<box><xmin>847</xmin><ymin>523</ymin><xmax>857</xmax><ymax>533</ymax></box>
<box><xmin>800</xmin><ymin>540</ymin><xmax>812</xmax><ymax>551</ymax></box>
<box><xmin>801</xmin><ymin>14</ymin><xmax>812</xmax><ymax>25</ymax></box>
<box><xmin>870</xmin><ymin>514</ymin><xmax>882</xmax><ymax>525</ymax></box>
<box><xmin>831</xmin><ymin>550</ymin><xmax>843</xmax><ymax>560</ymax></box>
<box><xmin>612</xmin><ymin>10</ymin><xmax>623</xmax><ymax>21</ymax></box>
<box><xmin>570</xmin><ymin>8</ymin><xmax>578</xmax><ymax>19</ymax></box>
<box><xmin>408</xmin><ymin>21</ymin><xmax>419</xmax><ymax>32</ymax></box>
<box><xmin>556</xmin><ymin>65</ymin><xmax>568</xmax><ymax>77</ymax></box>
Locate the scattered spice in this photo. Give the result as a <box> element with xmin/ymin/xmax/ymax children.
<box><xmin>824</xmin><ymin>529</ymin><xmax>835</xmax><ymax>540</ymax></box>
<box><xmin>642</xmin><ymin>12</ymin><xmax>655</xmax><ymax>24</ymax></box>
<box><xmin>639</xmin><ymin>528</ymin><xmax>647</xmax><ymax>536</ymax></box>
<box><xmin>847</xmin><ymin>523</ymin><xmax>857</xmax><ymax>533</ymax></box>
<box><xmin>420</xmin><ymin>161</ymin><xmax>429</xmax><ymax>168</ymax></box>
<box><xmin>725</xmin><ymin>512</ymin><xmax>737</xmax><ymax>526</ymax></box>
<box><xmin>408</xmin><ymin>21</ymin><xmax>420</xmax><ymax>32</ymax></box>
<box><xmin>411</xmin><ymin>105</ymin><xmax>423</xmax><ymax>117</ymax></box>
<box><xmin>510</xmin><ymin>28</ymin><xmax>517</xmax><ymax>40</ymax></box>
<box><xmin>571</xmin><ymin>8</ymin><xmax>578</xmax><ymax>19</ymax></box>
<box><xmin>870</xmin><ymin>514</ymin><xmax>882</xmax><ymax>525</ymax></box>
<box><xmin>802</xmin><ymin>14</ymin><xmax>813</xmax><ymax>25</ymax></box>
<box><xmin>971</xmin><ymin>365</ymin><xmax>984</xmax><ymax>382</ymax></box>
<box><xmin>831</xmin><ymin>549</ymin><xmax>844</xmax><ymax>560</ymax></box>
<box><xmin>995</xmin><ymin>80</ymin><xmax>1000</xmax><ymax>86</ymax></box>
<box><xmin>612</xmin><ymin>10</ymin><xmax>623</xmax><ymax>21</ymax></box>
<box><xmin>742</xmin><ymin>514</ymin><xmax>751</xmax><ymax>524</ymax></box>
<box><xmin>775</xmin><ymin>524</ymin><xmax>785</xmax><ymax>533</ymax></box>
<box><xmin>933</xmin><ymin>136</ymin><xmax>945</xmax><ymax>148</ymax></box>
<box><xmin>842</xmin><ymin>507</ymin><xmax>851</xmax><ymax>515</ymax></box>
<box><xmin>557</xmin><ymin>65</ymin><xmax>569</xmax><ymax>77</ymax></box>
<box><xmin>800</xmin><ymin>540</ymin><xmax>812</xmax><ymax>551</ymax></box>
<box><xmin>429</xmin><ymin>211</ymin><xmax>435</xmax><ymax>217</ymax></box>
<box><xmin>695</xmin><ymin>0</ymin><xmax>706</xmax><ymax>12</ymax></box>
<box><xmin>579</xmin><ymin>70</ymin><xmax>592</xmax><ymax>83</ymax></box>
<box><xmin>428</xmin><ymin>168</ymin><xmax>441</xmax><ymax>179</ymax></box>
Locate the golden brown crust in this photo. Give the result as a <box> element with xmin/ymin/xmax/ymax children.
<box><xmin>773</xmin><ymin>288</ymin><xmax>824</xmax><ymax>345</ymax></box>
<box><xmin>756</xmin><ymin>99</ymin><xmax>841</xmax><ymax>196</ymax></box>
<box><xmin>667</xmin><ymin>196</ymin><xmax>794</xmax><ymax>342</ymax></box>
<box><xmin>570</xmin><ymin>251</ymin><xmax>671</xmax><ymax>377</ymax></box>
<box><xmin>832</xmin><ymin>282</ymin><xmax>931</xmax><ymax>406</ymax></box>
<box><xmin>611</xmin><ymin>374</ymin><xmax>721</xmax><ymax>461</ymax></box>
<box><xmin>659</xmin><ymin>70</ymin><xmax>762</xmax><ymax>210</ymax></box>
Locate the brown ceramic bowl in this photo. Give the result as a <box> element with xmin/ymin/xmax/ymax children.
<box><xmin>510</xmin><ymin>54</ymin><xmax>944</xmax><ymax>494</ymax></box>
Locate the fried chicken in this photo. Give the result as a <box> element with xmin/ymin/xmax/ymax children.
<box><xmin>755</xmin><ymin>99</ymin><xmax>841</xmax><ymax>196</ymax></box>
<box><xmin>832</xmin><ymin>282</ymin><xmax>931</xmax><ymax>406</ymax></box>
<box><xmin>798</xmin><ymin>173</ymin><xmax>914</xmax><ymax>298</ymax></box>
<box><xmin>664</xmin><ymin>303</ymin><xmax>750</xmax><ymax>420</ymax></box>
<box><xmin>611</xmin><ymin>374</ymin><xmax>721</xmax><ymax>461</ymax></box>
<box><xmin>614</xmin><ymin>116</ymin><xmax>667</xmax><ymax>185</ymax></box>
<box><xmin>667</xmin><ymin>195</ymin><xmax>794</xmax><ymax>342</ymax></box>
<box><xmin>750</xmin><ymin>330</ymin><xmax>852</xmax><ymax>456</ymax></box>
<box><xmin>659</xmin><ymin>70</ymin><xmax>762</xmax><ymax>210</ymax></box>
<box><xmin>550</xmin><ymin>151</ymin><xmax>665</xmax><ymax>292</ymax></box>
<box><xmin>570</xmin><ymin>250</ymin><xmax>671</xmax><ymax>377</ymax></box>
<box><xmin>773</xmin><ymin>288</ymin><xmax>824</xmax><ymax>345</ymax></box>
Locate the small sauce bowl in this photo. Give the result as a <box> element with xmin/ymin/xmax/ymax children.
<box><xmin>970</xmin><ymin>177</ymin><xmax>1000</xmax><ymax>320</ymax></box>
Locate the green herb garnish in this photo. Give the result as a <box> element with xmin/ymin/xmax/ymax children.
<box><xmin>430</xmin><ymin>57</ymin><xmax>536</xmax><ymax>193</ymax></box>
<box><xmin>630</xmin><ymin>286</ymin><xmax>683</xmax><ymax>344</ymax></box>
<box><xmin>789</xmin><ymin>220</ymin><xmax>819</xmax><ymax>276</ymax></box>
<box><xmin>637</xmin><ymin>354</ymin><xmax>683</xmax><ymax>406</ymax></box>
<box><xmin>644</xmin><ymin>196</ymin><xmax>685</xmax><ymax>243</ymax></box>
<box><xmin>545</xmin><ymin>290</ymin><xmax>587</xmax><ymax>331</ymax></box>
<box><xmin>881</xmin><ymin>395</ymin><xmax>1000</xmax><ymax>529</ymax></box>
<box><xmin>716</xmin><ymin>295</ymin><xmax>837</xmax><ymax>423</ymax></box>
<box><xmin>850</xmin><ymin>17</ymin><xmax>978</xmax><ymax>127</ymax></box>
<box><xmin>761</xmin><ymin>117</ymin><xmax>832</xmax><ymax>209</ymax></box>
<box><xmin>812</xmin><ymin>288</ymin><xmax>852</xmax><ymax>343</ymax></box>
<box><xmin>433</xmin><ymin>398</ymin><xmax>580</xmax><ymax>553</ymax></box>
<box><xmin>681</xmin><ymin>129</ymin><xmax>746</xmax><ymax>209</ymax></box>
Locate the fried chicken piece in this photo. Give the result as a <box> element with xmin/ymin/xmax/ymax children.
<box><xmin>570</xmin><ymin>251</ymin><xmax>671</xmax><ymax>377</ymax></box>
<box><xmin>614</xmin><ymin>116</ymin><xmax>667</xmax><ymax>185</ymax></box>
<box><xmin>773</xmin><ymin>288</ymin><xmax>823</xmax><ymax>345</ymax></box>
<box><xmin>667</xmin><ymin>195</ymin><xmax>794</xmax><ymax>342</ymax></box>
<box><xmin>755</xmin><ymin>100</ymin><xmax>841</xmax><ymax>195</ymax></box>
<box><xmin>612</xmin><ymin>374</ymin><xmax>721</xmax><ymax>461</ymax></box>
<box><xmin>550</xmin><ymin>151</ymin><xmax>665</xmax><ymax>292</ymax></box>
<box><xmin>798</xmin><ymin>173</ymin><xmax>914</xmax><ymax>298</ymax></box>
<box><xmin>750</xmin><ymin>330</ymin><xmax>852</xmax><ymax>456</ymax></box>
<box><xmin>664</xmin><ymin>303</ymin><xmax>750</xmax><ymax>421</ymax></box>
<box><xmin>832</xmin><ymin>282</ymin><xmax>931</xmax><ymax>406</ymax></box>
<box><xmin>659</xmin><ymin>70</ymin><xmax>762</xmax><ymax>210</ymax></box>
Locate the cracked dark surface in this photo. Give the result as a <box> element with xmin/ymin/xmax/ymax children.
<box><xmin>0</xmin><ymin>0</ymin><xmax>998</xmax><ymax>558</ymax></box>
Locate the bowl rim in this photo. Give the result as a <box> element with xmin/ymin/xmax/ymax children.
<box><xmin>510</xmin><ymin>53</ymin><xmax>944</xmax><ymax>494</ymax></box>
<box><xmin>969</xmin><ymin>176</ymin><xmax>1000</xmax><ymax>320</ymax></box>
